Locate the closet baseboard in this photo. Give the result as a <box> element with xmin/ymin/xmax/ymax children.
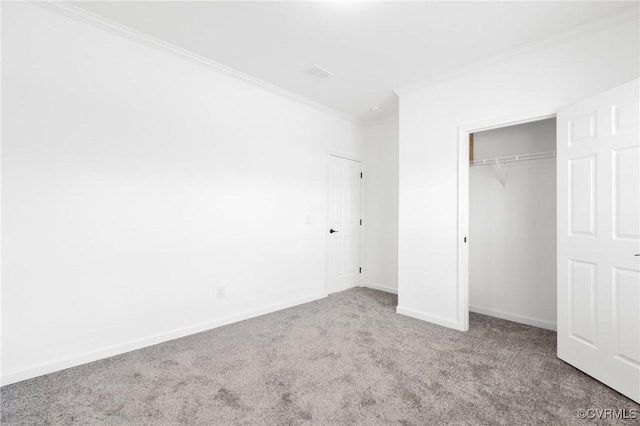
<box><xmin>470</xmin><ymin>305</ymin><xmax>556</xmax><ymax>331</ymax></box>
<box><xmin>362</xmin><ymin>283</ymin><xmax>398</xmax><ymax>294</ymax></box>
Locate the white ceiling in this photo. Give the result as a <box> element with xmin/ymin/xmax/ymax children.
<box><xmin>71</xmin><ymin>1</ymin><xmax>637</xmax><ymax>122</ymax></box>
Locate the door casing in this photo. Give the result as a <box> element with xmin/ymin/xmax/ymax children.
<box><xmin>457</xmin><ymin>110</ymin><xmax>557</xmax><ymax>331</ymax></box>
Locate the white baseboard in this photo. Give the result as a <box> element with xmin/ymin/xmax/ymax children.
<box><xmin>1</xmin><ymin>292</ymin><xmax>327</xmax><ymax>387</ymax></box>
<box><xmin>362</xmin><ymin>282</ymin><xmax>398</xmax><ymax>294</ymax></box>
<box><xmin>396</xmin><ymin>306</ymin><xmax>462</xmax><ymax>330</ymax></box>
<box><xmin>469</xmin><ymin>305</ymin><xmax>557</xmax><ymax>331</ymax></box>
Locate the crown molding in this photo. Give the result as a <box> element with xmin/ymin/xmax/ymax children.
<box><xmin>28</xmin><ymin>0</ymin><xmax>364</xmax><ymax>126</ymax></box>
<box><xmin>25</xmin><ymin>1</ymin><xmax>639</xmax><ymax>121</ymax></box>
<box><xmin>394</xmin><ymin>6</ymin><xmax>640</xmax><ymax>96</ymax></box>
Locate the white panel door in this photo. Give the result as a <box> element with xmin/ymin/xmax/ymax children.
<box><xmin>326</xmin><ymin>155</ymin><xmax>361</xmax><ymax>294</ymax></box>
<box><xmin>558</xmin><ymin>79</ymin><xmax>640</xmax><ymax>403</ymax></box>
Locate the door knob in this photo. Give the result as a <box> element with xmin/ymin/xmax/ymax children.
<box><xmin>329</xmin><ymin>229</ymin><xmax>338</xmax><ymax>234</ymax></box>
<box><xmin>635</xmin><ymin>254</ymin><xmax>640</xmax><ymax>256</ymax></box>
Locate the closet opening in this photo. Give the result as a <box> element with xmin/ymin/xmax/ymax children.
<box><xmin>467</xmin><ymin>118</ymin><xmax>557</xmax><ymax>331</ymax></box>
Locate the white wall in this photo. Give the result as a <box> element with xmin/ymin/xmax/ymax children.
<box><xmin>397</xmin><ymin>17</ymin><xmax>640</xmax><ymax>330</ymax></box>
<box><xmin>1</xmin><ymin>2</ymin><xmax>365</xmax><ymax>384</ymax></box>
<box><xmin>469</xmin><ymin>119</ymin><xmax>557</xmax><ymax>330</ymax></box>
<box><xmin>364</xmin><ymin>117</ymin><xmax>399</xmax><ymax>294</ymax></box>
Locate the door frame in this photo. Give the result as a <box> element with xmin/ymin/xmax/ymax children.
<box><xmin>325</xmin><ymin>152</ymin><xmax>364</xmax><ymax>296</ymax></box>
<box><xmin>456</xmin><ymin>109</ymin><xmax>556</xmax><ymax>331</ymax></box>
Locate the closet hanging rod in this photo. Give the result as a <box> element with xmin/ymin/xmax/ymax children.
<box><xmin>469</xmin><ymin>150</ymin><xmax>556</xmax><ymax>166</ymax></box>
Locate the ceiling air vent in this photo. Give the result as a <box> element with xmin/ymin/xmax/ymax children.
<box><xmin>304</xmin><ymin>64</ymin><xmax>333</xmax><ymax>81</ymax></box>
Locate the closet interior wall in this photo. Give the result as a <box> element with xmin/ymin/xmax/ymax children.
<box><xmin>469</xmin><ymin>118</ymin><xmax>557</xmax><ymax>330</ymax></box>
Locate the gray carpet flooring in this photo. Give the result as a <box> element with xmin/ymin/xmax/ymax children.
<box><xmin>1</xmin><ymin>288</ymin><xmax>638</xmax><ymax>425</ymax></box>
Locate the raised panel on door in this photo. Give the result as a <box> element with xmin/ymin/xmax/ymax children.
<box><xmin>333</xmin><ymin>184</ymin><xmax>344</xmax><ymax>225</ymax></box>
<box><xmin>613</xmin><ymin>267</ymin><xmax>640</xmax><ymax>367</ymax></box>
<box><xmin>346</xmin><ymin>236</ymin><xmax>357</xmax><ymax>274</ymax></box>
<box><xmin>348</xmin><ymin>187</ymin><xmax>357</xmax><ymax>223</ymax></box>
<box><xmin>569</xmin><ymin>156</ymin><xmax>597</xmax><ymax>236</ymax></box>
<box><xmin>568</xmin><ymin>112</ymin><xmax>597</xmax><ymax>145</ymax></box>
<box><xmin>613</xmin><ymin>146</ymin><xmax>639</xmax><ymax>240</ymax></box>
<box><xmin>568</xmin><ymin>260</ymin><xmax>597</xmax><ymax>347</ymax></box>
<box><xmin>612</xmin><ymin>101</ymin><xmax>640</xmax><ymax>135</ymax></box>
<box><xmin>332</xmin><ymin>238</ymin><xmax>343</xmax><ymax>278</ymax></box>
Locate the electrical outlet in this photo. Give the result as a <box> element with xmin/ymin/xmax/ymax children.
<box><xmin>216</xmin><ymin>285</ymin><xmax>226</xmax><ymax>299</ymax></box>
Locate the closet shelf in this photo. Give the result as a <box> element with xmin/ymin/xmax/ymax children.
<box><xmin>470</xmin><ymin>150</ymin><xmax>556</xmax><ymax>166</ymax></box>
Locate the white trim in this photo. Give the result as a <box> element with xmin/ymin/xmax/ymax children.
<box><xmin>394</xmin><ymin>8</ymin><xmax>640</xmax><ymax>96</ymax></box>
<box><xmin>457</xmin><ymin>127</ymin><xmax>470</xmax><ymax>332</ymax></box>
<box><xmin>362</xmin><ymin>283</ymin><xmax>398</xmax><ymax>294</ymax></box>
<box><xmin>457</xmin><ymin>110</ymin><xmax>558</xmax><ymax>333</ymax></box>
<box><xmin>1</xmin><ymin>292</ymin><xmax>327</xmax><ymax>387</ymax></box>
<box><xmin>396</xmin><ymin>306</ymin><xmax>463</xmax><ymax>331</ymax></box>
<box><xmin>470</xmin><ymin>305</ymin><xmax>557</xmax><ymax>331</ymax></box>
<box><xmin>461</xmin><ymin>109</ymin><xmax>557</xmax><ymax>134</ymax></box>
<box><xmin>27</xmin><ymin>1</ymin><xmax>639</xmax><ymax>120</ymax></box>
<box><xmin>28</xmin><ymin>0</ymin><xmax>363</xmax><ymax>126</ymax></box>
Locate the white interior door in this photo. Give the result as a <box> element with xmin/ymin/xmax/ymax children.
<box><xmin>557</xmin><ymin>79</ymin><xmax>640</xmax><ymax>403</ymax></box>
<box><xmin>326</xmin><ymin>155</ymin><xmax>362</xmax><ymax>294</ymax></box>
